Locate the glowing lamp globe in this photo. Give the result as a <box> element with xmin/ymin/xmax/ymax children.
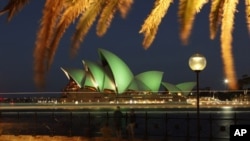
<box><xmin>189</xmin><ymin>53</ymin><xmax>207</xmax><ymax>72</ymax></box>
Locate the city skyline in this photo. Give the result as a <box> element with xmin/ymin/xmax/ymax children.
<box><xmin>1</xmin><ymin>0</ymin><xmax>250</xmax><ymax>93</ymax></box>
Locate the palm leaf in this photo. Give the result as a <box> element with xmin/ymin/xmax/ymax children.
<box><xmin>118</xmin><ymin>0</ymin><xmax>134</xmax><ymax>18</ymax></box>
<box><xmin>195</xmin><ymin>0</ymin><xmax>208</xmax><ymax>12</ymax></box>
<box><xmin>96</xmin><ymin>0</ymin><xmax>120</xmax><ymax>37</ymax></box>
<box><xmin>220</xmin><ymin>0</ymin><xmax>239</xmax><ymax>89</ymax></box>
<box><xmin>71</xmin><ymin>0</ymin><xmax>105</xmax><ymax>57</ymax></box>
<box><xmin>245</xmin><ymin>0</ymin><xmax>250</xmax><ymax>34</ymax></box>
<box><xmin>47</xmin><ymin>0</ymin><xmax>91</xmax><ymax>70</ymax></box>
<box><xmin>139</xmin><ymin>0</ymin><xmax>172</xmax><ymax>49</ymax></box>
<box><xmin>209</xmin><ymin>0</ymin><xmax>225</xmax><ymax>40</ymax></box>
<box><xmin>178</xmin><ymin>0</ymin><xmax>197</xmax><ymax>45</ymax></box>
<box><xmin>0</xmin><ymin>0</ymin><xmax>30</xmax><ymax>22</ymax></box>
<box><xmin>33</xmin><ymin>0</ymin><xmax>64</xmax><ymax>87</ymax></box>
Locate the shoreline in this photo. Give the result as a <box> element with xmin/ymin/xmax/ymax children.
<box><xmin>1</xmin><ymin>102</ymin><xmax>250</xmax><ymax>111</ymax></box>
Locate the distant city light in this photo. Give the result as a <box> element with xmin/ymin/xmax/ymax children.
<box><xmin>224</xmin><ymin>79</ymin><xmax>229</xmax><ymax>84</ymax></box>
<box><xmin>224</xmin><ymin>78</ymin><xmax>229</xmax><ymax>90</ymax></box>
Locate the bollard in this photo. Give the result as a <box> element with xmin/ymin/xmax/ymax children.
<box><xmin>165</xmin><ymin>112</ymin><xmax>168</xmax><ymax>141</ymax></box>
<box><xmin>106</xmin><ymin>111</ymin><xmax>109</xmax><ymax>123</ymax></box>
<box><xmin>17</xmin><ymin>112</ymin><xmax>20</xmax><ymax>120</ymax></box>
<box><xmin>34</xmin><ymin>112</ymin><xmax>37</xmax><ymax>136</ymax></box>
<box><xmin>51</xmin><ymin>112</ymin><xmax>55</xmax><ymax>136</ymax></box>
<box><xmin>125</xmin><ymin>112</ymin><xmax>128</xmax><ymax>126</ymax></box>
<box><xmin>125</xmin><ymin>112</ymin><xmax>128</xmax><ymax>137</ymax></box>
<box><xmin>16</xmin><ymin>112</ymin><xmax>20</xmax><ymax>136</ymax></box>
<box><xmin>69</xmin><ymin>112</ymin><xmax>72</xmax><ymax>136</ymax></box>
<box><xmin>186</xmin><ymin>113</ymin><xmax>190</xmax><ymax>141</ymax></box>
<box><xmin>87</xmin><ymin>112</ymin><xmax>91</xmax><ymax>138</ymax></box>
<box><xmin>144</xmin><ymin>111</ymin><xmax>148</xmax><ymax>140</ymax></box>
<box><xmin>209</xmin><ymin>113</ymin><xmax>213</xmax><ymax>141</ymax></box>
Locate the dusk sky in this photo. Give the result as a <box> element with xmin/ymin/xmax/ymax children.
<box><xmin>1</xmin><ymin>0</ymin><xmax>250</xmax><ymax>93</ymax></box>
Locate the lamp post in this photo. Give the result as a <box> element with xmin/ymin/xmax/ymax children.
<box><xmin>189</xmin><ymin>53</ymin><xmax>207</xmax><ymax>141</ymax></box>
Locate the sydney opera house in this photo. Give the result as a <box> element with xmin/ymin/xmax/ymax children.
<box><xmin>61</xmin><ymin>48</ymin><xmax>196</xmax><ymax>102</ymax></box>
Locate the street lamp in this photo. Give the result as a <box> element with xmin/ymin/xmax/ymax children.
<box><xmin>189</xmin><ymin>53</ymin><xmax>207</xmax><ymax>141</ymax></box>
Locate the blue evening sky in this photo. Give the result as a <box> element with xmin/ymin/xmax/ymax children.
<box><xmin>0</xmin><ymin>0</ymin><xmax>250</xmax><ymax>93</ymax></box>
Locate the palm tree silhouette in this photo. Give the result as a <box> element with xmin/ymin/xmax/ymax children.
<box><xmin>0</xmin><ymin>0</ymin><xmax>246</xmax><ymax>90</ymax></box>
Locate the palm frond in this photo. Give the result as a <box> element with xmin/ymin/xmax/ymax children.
<box><xmin>118</xmin><ymin>0</ymin><xmax>134</xmax><ymax>18</ymax></box>
<box><xmin>178</xmin><ymin>0</ymin><xmax>198</xmax><ymax>45</ymax></box>
<box><xmin>47</xmin><ymin>0</ymin><xmax>91</xmax><ymax>70</ymax></box>
<box><xmin>139</xmin><ymin>0</ymin><xmax>172</xmax><ymax>49</ymax></box>
<box><xmin>195</xmin><ymin>0</ymin><xmax>208</xmax><ymax>12</ymax></box>
<box><xmin>96</xmin><ymin>0</ymin><xmax>120</xmax><ymax>37</ymax></box>
<box><xmin>220</xmin><ymin>0</ymin><xmax>239</xmax><ymax>89</ymax></box>
<box><xmin>71</xmin><ymin>0</ymin><xmax>105</xmax><ymax>57</ymax></box>
<box><xmin>33</xmin><ymin>0</ymin><xmax>64</xmax><ymax>88</ymax></box>
<box><xmin>0</xmin><ymin>0</ymin><xmax>30</xmax><ymax>22</ymax></box>
<box><xmin>209</xmin><ymin>0</ymin><xmax>225</xmax><ymax>40</ymax></box>
<box><xmin>245</xmin><ymin>0</ymin><xmax>250</xmax><ymax>34</ymax></box>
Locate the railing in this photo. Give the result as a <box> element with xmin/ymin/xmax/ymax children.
<box><xmin>0</xmin><ymin>111</ymin><xmax>249</xmax><ymax>141</ymax></box>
